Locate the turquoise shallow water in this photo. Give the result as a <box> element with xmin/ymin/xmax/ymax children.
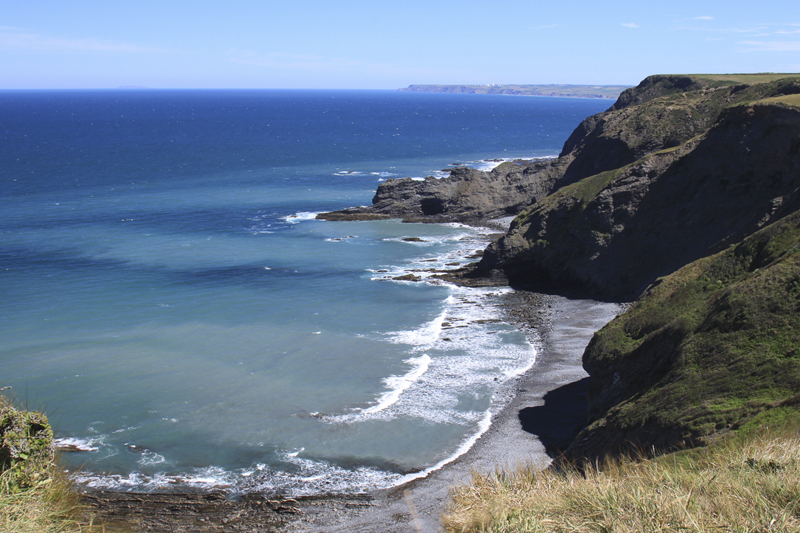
<box><xmin>0</xmin><ymin>90</ymin><xmax>609</xmax><ymax>494</ymax></box>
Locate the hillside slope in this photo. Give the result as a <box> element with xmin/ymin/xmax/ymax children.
<box><xmin>567</xmin><ymin>210</ymin><xmax>800</xmax><ymax>460</ymax></box>
<box><xmin>325</xmin><ymin>73</ymin><xmax>800</xmax><ymax>458</ymax></box>
<box><xmin>476</xmin><ymin>75</ymin><xmax>800</xmax><ymax>301</ymax></box>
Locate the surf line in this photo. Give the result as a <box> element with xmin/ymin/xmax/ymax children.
<box><xmin>362</xmin><ymin>354</ymin><xmax>432</xmax><ymax>414</ymax></box>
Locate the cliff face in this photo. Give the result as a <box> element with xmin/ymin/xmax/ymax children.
<box><xmin>479</xmin><ymin>101</ymin><xmax>800</xmax><ymax>300</ymax></box>
<box><xmin>473</xmin><ymin>76</ymin><xmax>800</xmax><ymax>300</ymax></box>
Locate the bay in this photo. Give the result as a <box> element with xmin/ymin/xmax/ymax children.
<box><xmin>0</xmin><ymin>90</ymin><xmax>609</xmax><ymax>494</ymax></box>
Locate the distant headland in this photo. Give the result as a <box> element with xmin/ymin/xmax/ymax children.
<box><xmin>398</xmin><ymin>83</ymin><xmax>630</xmax><ymax>99</ymax></box>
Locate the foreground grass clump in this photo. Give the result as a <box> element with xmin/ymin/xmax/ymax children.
<box><xmin>1</xmin><ymin>394</ymin><xmax>104</xmax><ymax>532</ymax></box>
<box><xmin>0</xmin><ymin>468</ymin><xmax>100</xmax><ymax>533</ymax></box>
<box><xmin>443</xmin><ymin>428</ymin><xmax>800</xmax><ymax>533</ymax></box>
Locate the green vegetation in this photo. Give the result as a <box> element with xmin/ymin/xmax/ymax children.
<box><xmin>512</xmin><ymin>165</ymin><xmax>625</xmax><ymax>243</ymax></box>
<box><xmin>755</xmin><ymin>93</ymin><xmax>800</xmax><ymax>108</ymax></box>
<box><xmin>578</xmin><ymin>210</ymin><xmax>800</xmax><ymax>453</ymax></box>
<box><xmin>1</xmin><ymin>395</ymin><xmax>55</xmax><ymax>491</ymax></box>
<box><xmin>691</xmin><ymin>73</ymin><xmax>800</xmax><ymax>85</ymax></box>
<box><xmin>443</xmin><ymin>426</ymin><xmax>800</xmax><ymax>532</ymax></box>
<box><xmin>0</xmin><ymin>394</ymin><xmax>103</xmax><ymax>532</ymax></box>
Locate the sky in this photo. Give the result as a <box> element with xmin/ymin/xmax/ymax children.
<box><xmin>1</xmin><ymin>0</ymin><xmax>799</xmax><ymax>90</ymax></box>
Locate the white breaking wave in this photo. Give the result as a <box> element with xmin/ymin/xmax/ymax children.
<box><xmin>73</xmin><ymin>467</ymin><xmax>236</xmax><ymax>492</ymax></box>
<box><xmin>386</xmin><ymin>311</ymin><xmax>447</xmax><ymax>347</ymax></box>
<box><xmin>283</xmin><ymin>212</ymin><xmax>319</xmax><ymax>224</ymax></box>
<box><xmin>55</xmin><ymin>436</ymin><xmax>100</xmax><ymax>452</ymax></box>
<box><xmin>362</xmin><ymin>354</ymin><xmax>432</xmax><ymax>414</ymax></box>
<box><xmin>326</xmin><ymin>284</ymin><xmax>537</xmax><ymax>427</ymax></box>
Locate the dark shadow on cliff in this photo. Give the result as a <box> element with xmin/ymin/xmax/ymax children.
<box><xmin>518</xmin><ymin>377</ymin><xmax>590</xmax><ymax>458</ymax></box>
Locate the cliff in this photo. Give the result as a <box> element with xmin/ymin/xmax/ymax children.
<box><xmin>324</xmin><ymin>73</ymin><xmax>800</xmax><ymax>459</ymax></box>
<box><xmin>567</xmin><ymin>209</ymin><xmax>800</xmax><ymax>460</ymax></box>
<box><xmin>477</xmin><ymin>75</ymin><xmax>800</xmax><ymax>300</ymax></box>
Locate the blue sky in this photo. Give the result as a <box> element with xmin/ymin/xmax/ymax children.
<box><xmin>2</xmin><ymin>0</ymin><xmax>799</xmax><ymax>89</ymax></box>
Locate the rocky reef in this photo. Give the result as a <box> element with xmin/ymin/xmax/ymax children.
<box><xmin>317</xmin><ymin>160</ymin><xmax>568</xmax><ymax>224</ymax></box>
<box><xmin>323</xmin><ymin>73</ymin><xmax>800</xmax><ymax>459</ymax></box>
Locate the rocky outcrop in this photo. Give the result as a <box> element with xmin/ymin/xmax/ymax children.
<box><xmin>0</xmin><ymin>394</ymin><xmax>55</xmax><ymax>489</ymax></box>
<box><xmin>318</xmin><ymin>159</ymin><xmax>567</xmax><ymax>224</ymax></box>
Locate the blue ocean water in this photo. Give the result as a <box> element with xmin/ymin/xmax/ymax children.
<box><xmin>0</xmin><ymin>90</ymin><xmax>609</xmax><ymax>495</ymax></box>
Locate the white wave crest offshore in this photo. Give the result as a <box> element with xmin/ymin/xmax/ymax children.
<box><xmin>283</xmin><ymin>211</ymin><xmax>319</xmax><ymax>224</ymax></box>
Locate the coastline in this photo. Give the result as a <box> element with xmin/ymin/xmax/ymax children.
<box><xmin>82</xmin><ymin>293</ymin><xmax>621</xmax><ymax>533</ymax></box>
<box><xmin>81</xmin><ymin>216</ymin><xmax>622</xmax><ymax>532</ymax></box>
<box><xmin>287</xmin><ymin>294</ymin><xmax>622</xmax><ymax>532</ymax></box>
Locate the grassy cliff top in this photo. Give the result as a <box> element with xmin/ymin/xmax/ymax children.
<box><xmin>755</xmin><ymin>93</ymin><xmax>800</xmax><ymax>108</ymax></box>
<box><xmin>690</xmin><ymin>73</ymin><xmax>800</xmax><ymax>84</ymax></box>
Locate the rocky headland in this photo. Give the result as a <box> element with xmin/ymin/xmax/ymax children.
<box><xmin>321</xmin><ymin>73</ymin><xmax>800</xmax><ymax>460</ymax></box>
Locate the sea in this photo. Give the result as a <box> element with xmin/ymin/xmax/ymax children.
<box><xmin>0</xmin><ymin>89</ymin><xmax>609</xmax><ymax>495</ymax></box>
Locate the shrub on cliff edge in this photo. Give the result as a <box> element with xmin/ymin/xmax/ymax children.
<box><xmin>0</xmin><ymin>393</ymin><xmax>102</xmax><ymax>532</ymax></box>
<box><xmin>1</xmin><ymin>393</ymin><xmax>55</xmax><ymax>491</ymax></box>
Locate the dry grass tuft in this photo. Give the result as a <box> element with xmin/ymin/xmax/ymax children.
<box><xmin>0</xmin><ymin>467</ymin><xmax>109</xmax><ymax>533</ymax></box>
<box><xmin>443</xmin><ymin>428</ymin><xmax>800</xmax><ymax>532</ymax></box>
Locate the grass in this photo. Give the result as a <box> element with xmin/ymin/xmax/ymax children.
<box><xmin>443</xmin><ymin>426</ymin><xmax>800</xmax><ymax>533</ymax></box>
<box><xmin>0</xmin><ymin>468</ymin><xmax>104</xmax><ymax>533</ymax></box>
<box><xmin>1</xmin><ymin>395</ymin><xmax>110</xmax><ymax>533</ymax></box>
<box><xmin>576</xmin><ymin>210</ymin><xmax>800</xmax><ymax>455</ymax></box>
<box><xmin>690</xmin><ymin>73</ymin><xmax>800</xmax><ymax>85</ymax></box>
<box><xmin>754</xmin><ymin>94</ymin><xmax>800</xmax><ymax>109</ymax></box>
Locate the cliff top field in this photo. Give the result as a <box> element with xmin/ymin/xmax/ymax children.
<box><xmin>692</xmin><ymin>73</ymin><xmax>800</xmax><ymax>84</ymax></box>
<box><xmin>757</xmin><ymin>93</ymin><xmax>800</xmax><ymax>108</ymax></box>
